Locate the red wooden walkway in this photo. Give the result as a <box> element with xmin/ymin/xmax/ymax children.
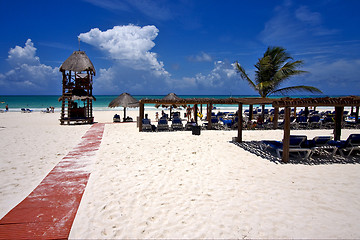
<box><xmin>0</xmin><ymin>123</ymin><xmax>105</xmax><ymax>239</ymax></box>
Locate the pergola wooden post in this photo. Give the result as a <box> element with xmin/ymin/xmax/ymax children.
<box><xmin>334</xmin><ymin>106</ymin><xmax>344</xmax><ymax>141</ymax></box>
<box><xmin>139</xmin><ymin>102</ymin><xmax>144</xmax><ymax>132</ymax></box>
<box><xmin>237</xmin><ymin>103</ymin><xmax>243</xmax><ymax>143</ymax></box>
<box><xmin>249</xmin><ymin>105</ymin><xmax>253</xmax><ymax>120</ymax></box>
<box><xmin>207</xmin><ymin>103</ymin><xmax>212</xmax><ymax>130</ymax></box>
<box><xmin>273</xmin><ymin>107</ymin><xmax>279</xmax><ymax>129</ymax></box>
<box><xmin>282</xmin><ymin>106</ymin><xmax>291</xmax><ymax>163</ymax></box>
<box><xmin>194</xmin><ymin>104</ymin><xmax>198</xmax><ymax>124</ymax></box>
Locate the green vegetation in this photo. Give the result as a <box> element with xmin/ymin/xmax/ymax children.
<box><xmin>235</xmin><ymin>46</ymin><xmax>322</xmax><ymax>119</ymax></box>
<box><xmin>235</xmin><ymin>46</ymin><xmax>322</xmax><ymax>97</ymax></box>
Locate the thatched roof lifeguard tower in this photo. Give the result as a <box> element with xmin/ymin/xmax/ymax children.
<box><xmin>58</xmin><ymin>51</ymin><xmax>96</xmax><ymax>125</ymax></box>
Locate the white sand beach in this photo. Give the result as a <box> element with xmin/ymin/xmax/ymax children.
<box><xmin>1</xmin><ymin>110</ymin><xmax>360</xmax><ymax>239</ymax></box>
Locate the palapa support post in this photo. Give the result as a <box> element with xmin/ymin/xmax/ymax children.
<box><xmin>282</xmin><ymin>106</ymin><xmax>291</xmax><ymax>163</ymax></box>
<box><xmin>293</xmin><ymin>107</ymin><xmax>297</xmax><ymax>117</ymax></box>
<box><xmin>334</xmin><ymin>106</ymin><xmax>344</xmax><ymax>141</ymax></box>
<box><xmin>236</xmin><ymin>103</ymin><xmax>243</xmax><ymax>143</ymax></box>
<box><xmin>139</xmin><ymin>102</ymin><xmax>144</xmax><ymax>132</ymax></box>
<box><xmin>356</xmin><ymin>106</ymin><xmax>359</xmax><ymax>122</ymax></box>
<box><xmin>123</xmin><ymin>107</ymin><xmax>127</xmax><ymax>121</ymax></box>
<box><xmin>273</xmin><ymin>107</ymin><xmax>279</xmax><ymax>129</ymax></box>
<box><xmin>207</xmin><ymin>103</ymin><xmax>212</xmax><ymax>130</ymax></box>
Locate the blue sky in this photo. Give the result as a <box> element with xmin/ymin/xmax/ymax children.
<box><xmin>0</xmin><ymin>0</ymin><xmax>360</xmax><ymax>96</ymax></box>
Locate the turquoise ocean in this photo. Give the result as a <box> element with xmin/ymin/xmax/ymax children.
<box><xmin>0</xmin><ymin>95</ymin><xmax>349</xmax><ymax>112</ymax></box>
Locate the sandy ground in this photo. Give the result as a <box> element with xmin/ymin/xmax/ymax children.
<box><xmin>1</xmin><ymin>109</ymin><xmax>360</xmax><ymax>239</ymax></box>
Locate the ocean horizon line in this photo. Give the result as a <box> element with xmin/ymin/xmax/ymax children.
<box><xmin>0</xmin><ymin>94</ymin><xmax>357</xmax><ymax>111</ymax></box>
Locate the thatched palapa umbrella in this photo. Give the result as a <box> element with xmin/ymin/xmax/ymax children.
<box><xmin>60</xmin><ymin>51</ymin><xmax>96</xmax><ymax>74</ymax></box>
<box><xmin>108</xmin><ymin>93</ymin><xmax>139</xmax><ymax>120</ymax></box>
<box><xmin>155</xmin><ymin>93</ymin><xmax>186</xmax><ymax>119</ymax></box>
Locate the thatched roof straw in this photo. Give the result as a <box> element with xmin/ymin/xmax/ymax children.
<box><xmin>273</xmin><ymin>96</ymin><xmax>360</xmax><ymax>107</ymax></box>
<box><xmin>60</xmin><ymin>51</ymin><xmax>96</xmax><ymax>74</ymax></box>
<box><xmin>58</xmin><ymin>88</ymin><xmax>96</xmax><ymax>101</ymax></box>
<box><xmin>108</xmin><ymin>93</ymin><xmax>139</xmax><ymax>108</ymax></box>
<box><xmin>142</xmin><ymin>96</ymin><xmax>360</xmax><ymax>107</ymax></box>
<box><xmin>155</xmin><ymin>93</ymin><xmax>187</xmax><ymax>108</ymax></box>
<box><xmin>142</xmin><ymin>97</ymin><xmax>275</xmax><ymax>105</ymax></box>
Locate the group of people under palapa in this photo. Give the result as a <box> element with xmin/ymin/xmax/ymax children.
<box><xmin>155</xmin><ymin>105</ymin><xmax>203</xmax><ymax>122</ymax></box>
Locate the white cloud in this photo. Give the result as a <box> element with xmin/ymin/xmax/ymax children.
<box><xmin>188</xmin><ymin>52</ymin><xmax>212</xmax><ymax>62</ymax></box>
<box><xmin>304</xmin><ymin>59</ymin><xmax>360</xmax><ymax>90</ymax></box>
<box><xmin>93</xmin><ymin>67</ymin><xmax>120</xmax><ymax>93</ymax></box>
<box><xmin>7</xmin><ymin>39</ymin><xmax>40</xmax><ymax>66</ymax></box>
<box><xmin>259</xmin><ymin>2</ymin><xmax>337</xmax><ymax>45</ymax></box>
<box><xmin>167</xmin><ymin>61</ymin><xmax>238</xmax><ymax>92</ymax></box>
<box><xmin>0</xmin><ymin>39</ymin><xmax>59</xmax><ymax>93</ymax></box>
<box><xmin>83</xmin><ymin>0</ymin><xmax>129</xmax><ymax>11</ymax></box>
<box><xmin>128</xmin><ymin>0</ymin><xmax>172</xmax><ymax>21</ymax></box>
<box><xmin>295</xmin><ymin>6</ymin><xmax>321</xmax><ymax>26</ymax></box>
<box><xmin>79</xmin><ymin>25</ymin><xmax>170</xmax><ymax>78</ymax></box>
<box><xmin>84</xmin><ymin>0</ymin><xmax>173</xmax><ymax>21</ymax></box>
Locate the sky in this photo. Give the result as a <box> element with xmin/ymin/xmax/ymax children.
<box><xmin>0</xmin><ymin>0</ymin><xmax>360</xmax><ymax>96</ymax></box>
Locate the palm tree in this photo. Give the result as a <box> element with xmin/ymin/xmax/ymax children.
<box><xmin>235</xmin><ymin>46</ymin><xmax>322</xmax><ymax>119</ymax></box>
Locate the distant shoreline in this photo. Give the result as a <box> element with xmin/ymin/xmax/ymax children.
<box><xmin>0</xmin><ymin>94</ymin><xmax>355</xmax><ymax>111</ymax></box>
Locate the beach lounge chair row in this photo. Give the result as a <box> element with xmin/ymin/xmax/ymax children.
<box><xmin>142</xmin><ymin>117</ymin><xmax>199</xmax><ymax>132</ymax></box>
<box><xmin>262</xmin><ymin>134</ymin><xmax>360</xmax><ymax>160</ymax></box>
<box><xmin>21</xmin><ymin>108</ymin><xmax>33</xmax><ymax>113</ymax></box>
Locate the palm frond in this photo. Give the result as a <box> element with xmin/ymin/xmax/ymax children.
<box><xmin>234</xmin><ymin>62</ymin><xmax>257</xmax><ymax>90</ymax></box>
<box><xmin>271</xmin><ymin>85</ymin><xmax>323</xmax><ymax>95</ymax></box>
<box><xmin>272</xmin><ymin>60</ymin><xmax>308</xmax><ymax>89</ymax></box>
<box><xmin>235</xmin><ymin>46</ymin><xmax>321</xmax><ymax>98</ymax></box>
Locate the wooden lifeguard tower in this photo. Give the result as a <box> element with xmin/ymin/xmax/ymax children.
<box><xmin>59</xmin><ymin>51</ymin><xmax>96</xmax><ymax>125</ymax></box>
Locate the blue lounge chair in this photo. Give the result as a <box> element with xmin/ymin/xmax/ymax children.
<box><xmin>308</xmin><ymin>115</ymin><xmax>321</xmax><ymax>129</ymax></box>
<box><xmin>171</xmin><ymin>117</ymin><xmax>183</xmax><ymax>131</ymax></box>
<box><xmin>263</xmin><ymin>135</ymin><xmax>312</xmax><ymax>160</ymax></box>
<box><xmin>157</xmin><ymin>118</ymin><xmax>169</xmax><ymax>131</ymax></box>
<box><xmin>219</xmin><ymin>117</ymin><xmax>233</xmax><ymax>129</ymax></box>
<box><xmin>113</xmin><ymin>114</ymin><xmax>121</xmax><ymax>122</ymax></box>
<box><xmin>185</xmin><ymin>121</ymin><xmax>197</xmax><ymax>130</ymax></box>
<box><xmin>322</xmin><ymin>116</ymin><xmax>334</xmax><ymax>129</ymax></box>
<box><xmin>142</xmin><ymin>119</ymin><xmax>152</xmax><ymax>131</ymax></box>
<box><xmin>211</xmin><ymin>117</ymin><xmax>222</xmax><ymax>129</ymax></box>
<box><xmin>295</xmin><ymin>116</ymin><xmax>308</xmax><ymax>129</ymax></box>
<box><xmin>328</xmin><ymin>134</ymin><xmax>360</xmax><ymax>157</ymax></box>
<box><xmin>306</xmin><ymin>136</ymin><xmax>333</xmax><ymax>158</ymax></box>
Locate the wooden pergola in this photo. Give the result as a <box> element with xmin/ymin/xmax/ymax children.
<box><xmin>273</xmin><ymin>96</ymin><xmax>360</xmax><ymax>162</ymax></box>
<box><xmin>138</xmin><ymin>96</ymin><xmax>360</xmax><ymax>163</ymax></box>
<box><xmin>139</xmin><ymin>97</ymin><xmax>276</xmax><ymax>135</ymax></box>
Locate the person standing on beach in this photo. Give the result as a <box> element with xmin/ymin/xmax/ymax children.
<box><xmin>186</xmin><ymin>105</ymin><xmax>192</xmax><ymax>122</ymax></box>
<box><xmin>5</xmin><ymin>104</ymin><xmax>8</xmax><ymax>112</ymax></box>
